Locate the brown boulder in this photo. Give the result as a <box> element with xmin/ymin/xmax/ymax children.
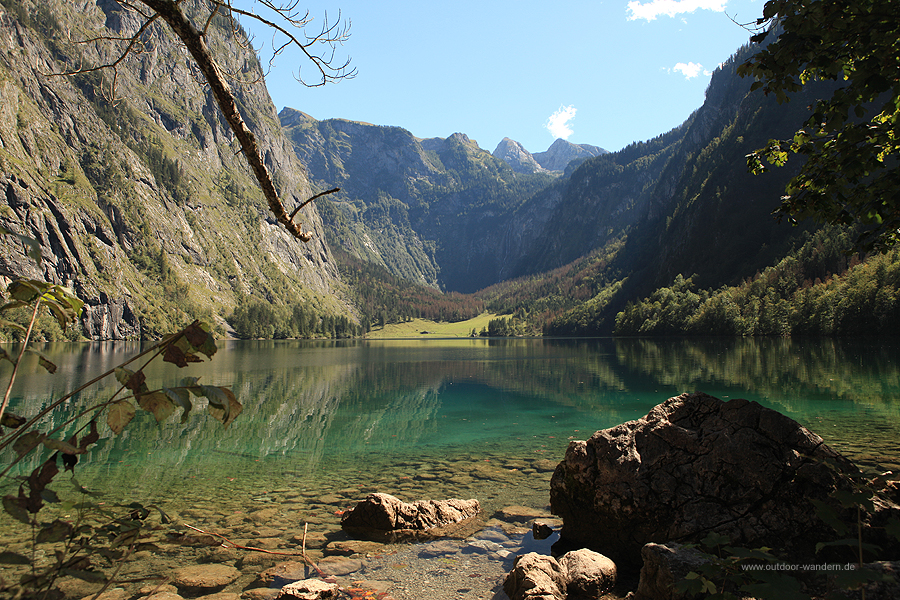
<box><xmin>503</xmin><ymin>549</ymin><xmax>616</xmax><ymax>600</ymax></box>
<box><xmin>559</xmin><ymin>548</ymin><xmax>617</xmax><ymax>598</ymax></box>
<box><xmin>503</xmin><ymin>553</ymin><xmax>568</xmax><ymax>600</ymax></box>
<box><xmin>549</xmin><ymin>392</ymin><xmax>864</xmax><ymax>569</ymax></box>
<box><xmin>340</xmin><ymin>493</ymin><xmax>480</xmax><ymax>540</ymax></box>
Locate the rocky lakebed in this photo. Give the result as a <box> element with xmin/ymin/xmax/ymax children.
<box><xmin>3</xmin><ymin>392</ymin><xmax>900</xmax><ymax>600</ymax></box>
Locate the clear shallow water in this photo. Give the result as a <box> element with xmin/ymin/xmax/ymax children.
<box><xmin>4</xmin><ymin>337</ymin><xmax>900</xmax><ymax>495</ymax></box>
<box><xmin>2</xmin><ymin>337</ymin><xmax>899</xmax><ymax>597</ymax></box>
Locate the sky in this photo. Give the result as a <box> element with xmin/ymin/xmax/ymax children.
<box><xmin>236</xmin><ymin>0</ymin><xmax>765</xmax><ymax>154</ymax></box>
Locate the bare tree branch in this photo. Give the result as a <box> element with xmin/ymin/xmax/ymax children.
<box><xmin>45</xmin><ymin>0</ymin><xmax>353</xmax><ymax>242</ymax></box>
<box><xmin>139</xmin><ymin>0</ymin><xmax>316</xmax><ymax>241</ymax></box>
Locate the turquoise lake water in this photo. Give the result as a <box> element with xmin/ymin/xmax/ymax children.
<box><xmin>3</xmin><ymin>336</ymin><xmax>899</xmax><ymax>512</ymax></box>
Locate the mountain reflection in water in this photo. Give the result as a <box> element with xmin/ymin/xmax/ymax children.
<box><xmin>3</xmin><ymin>337</ymin><xmax>899</xmax><ymax>504</ymax></box>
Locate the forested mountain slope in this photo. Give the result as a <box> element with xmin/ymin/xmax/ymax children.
<box><xmin>0</xmin><ymin>0</ymin><xmax>349</xmax><ymax>339</ymax></box>
<box><xmin>526</xmin><ymin>47</ymin><xmax>845</xmax><ymax>334</ymax></box>
<box><xmin>281</xmin><ymin>111</ymin><xmax>561</xmax><ymax>293</ymax></box>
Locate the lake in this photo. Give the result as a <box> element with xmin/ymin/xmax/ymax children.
<box><xmin>2</xmin><ymin>337</ymin><xmax>899</xmax><ymax>598</ymax></box>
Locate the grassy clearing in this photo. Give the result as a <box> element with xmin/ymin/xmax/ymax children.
<box><xmin>366</xmin><ymin>313</ymin><xmax>499</xmax><ymax>338</ymax></box>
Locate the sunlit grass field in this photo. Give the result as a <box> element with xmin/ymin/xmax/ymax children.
<box><xmin>365</xmin><ymin>313</ymin><xmax>499</xmax><ymax>338</ymax></box>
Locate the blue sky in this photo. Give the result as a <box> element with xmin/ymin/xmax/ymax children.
<box><xmin>238</xmin><ymin>0</ymin><xmax>764</xmax><ymax>153</ymax></box>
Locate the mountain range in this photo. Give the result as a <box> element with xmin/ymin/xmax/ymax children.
<box><xmin>492</xmin><ymin>137</ymin><xmax>607</xmax><ymax>174</ymax></box>
<box><xmin>0</xmin><ymin>0</ymin><xmax>852</xmax><ymax>339</ymax></box>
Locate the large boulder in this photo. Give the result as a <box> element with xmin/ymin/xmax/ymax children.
<box><xmin>632</xmin><ymin>543</ymin><xmax>710</xmax><ymax>600</ymax></box>
<box><xmin>503</xmin><ymin>550</ymin><xmax>617</xmax><ymax>600</ymax></box>
<box><xmin>340</xmin><ymin>493</ymin><xmax>480</xmax><ymax>541</ymax></box>
<box><xmin>549</xmin><ymin>392</ymin><xmax>875</xmax><ymax>570</ymax></box>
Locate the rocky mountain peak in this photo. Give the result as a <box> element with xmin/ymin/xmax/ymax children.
<box><xmin>279</xmin><ymin>107</ymin><xmax>317</xmax><ymax>128</ymax></box>
<box><xmin>492</xmin><ymin>138</ymin><xmax>546</xmax><ymax>174</ymax></box>
<box><xmin>533</xmin><ymin>138</ymin><xmax>608</xmax><ymax>172</ymax></box>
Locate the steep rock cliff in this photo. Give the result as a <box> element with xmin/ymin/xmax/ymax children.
<box><xmin>532</xmin><ymin>138</ymin><xmax>607</xmax><ymax>172</ymax></box>
<box><xmin>0</xmin><ymin>0</ymin><xmax>348</xmax><ymax>339</ymax></box>
<box><xmin>492</xmin><ymin>137</ymin><xmax>546</xmax><ymax>174</ymax></box>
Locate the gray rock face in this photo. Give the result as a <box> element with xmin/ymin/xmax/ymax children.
<box><xmin>549</xmin><ymin>392</ymin><xmax>864</xmax><ymax>570</ymax></box>
<box><xmin>340</xmin><ymin>493</ymin><xmax>480</xmax><ymax>540</ymax></box>
<box><xmin>0</xmin><ymin>0</ymin><xmax>346</xmax><ymax>339</ymax></box>
<box><xmin>492</xmin><ymin>138</ymin><xmax>547</xmax><ymax>174</ymax></box>
<box><xmin>532</xmin><ymin>139</ymin><xmax>607</xmax><ymax>172</ymax></box>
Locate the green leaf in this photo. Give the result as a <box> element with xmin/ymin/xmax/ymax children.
<box><xmin>701</xmin><ymin>531</ymin><xmax>732</xmax><ymax>549</ymax></box>
<box><xmin>831</xmin><ymin>566</ymin><xmax>886</xmax><ymax>590</ymax></box>
<box><xmin>816</xmin><ymin>538</ymin><xmax>881</xmax><ymax>555</ymax></box>
<box><xmin>13</xmin><ymin>431</ymin><xmax>46</xmax><ymax>456</ymax></box>
<box><xmin>0</xmin><ymin>228</ymin><xmax>41</xmax><ymax>264</ymax></box>
<box><xmin>35</xmin><ymin>519</ymin><xmax>73</xmax><ymax>543</ymax></box>
<box><xmin>28</xmin><ymin>349</ymin><xmax>58</xmax><ymax>374</ymax></box>
<box><xmin>106</xmin><ymin>400</ymin><xmax>136</xmax><ymax>434</ymax></box>
<box><xmin>811</xmin><ymin>498</ymin><xmax>849</xmax><ymax>535</ymax></box>
<box><xmin>45</xmin><ymin>285</ymin><xmax>83</xmax><ymax>317</ymax></box>
<box><xmin>42</xmin><ymin>437</ymin><xmax>85</xmax><ymax>455</ymax></box>
<box><xmin>0</xmin><ymin>551</ymin><xmax>31</xmax><ymax>565</ymax></box>
<box><xmin>114</xmin><ymin>367</ymin><xmax>136</xmax><ymax>387</ymax></box>
<box><xmin>2</xmin><ymin>495</ymin><xmax>31</xmax><ymax>525</ymax></box>
<box><xmin>0</xmin><ymin>411</ymin><xmax>26</xmax><ymax>429</ymax></box>
<box><xmin>182</xmin><ymin>376</ymin><xmax>203</xmax><ymax>396</ymax></box>
<box><xmin>71</xmin><ymin>478</ymin><xmax>103</xmax><ymax>498</ymax></box>
<box><xmin>40</xmin><ymin>488</ymin><xmax>60</xmax><ymax>504</ymax></box>
<box><xmin>832</xmin><ymin>489</ymin><xmax>875</xmax><ymax>512</ymax></box>
<box><xmin>11</xmin><ymin>279</ymin><xmax>55</xmax><ymax>302</ymax></box>
<box><xmin>740</xmin><ymin>571</ymin><xmax>810</xmax><ymax>600</ymax></box>
<box><xmin>885</xmin><ymin>518</ymin><xmax>900</xmax><ymax>542</ymax></box>
<box><xmin>61</xmin><ymin>569</ymin><xmax>107</xmax><ymax>583</ymax></box>
<box><xmin>164</xmin><ymin>386</ymin><xmax>193</xmax><ymax>424</ymax></box>
<box><xmin>42</xmin><ymin>298</ymin><xmax>75</xmax><ymax>330</ymax></box>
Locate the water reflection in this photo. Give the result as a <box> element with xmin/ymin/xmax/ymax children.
<box><xmin>3</xmin><ymin>337</ymin><xmax>899</xmax><ymax>496</ymax></box>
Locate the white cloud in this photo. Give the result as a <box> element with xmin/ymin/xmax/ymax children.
<box><xmin>626</xmin><ymin>0</ymin><xmax>727</xmax><ymax>21</ymax></box>
<box><xmin>673</xmin><ymin>61</ymin><xmax>705</xmax><ymax>79</ymax></box>
<box><xmin>545</xmin><ymin>105</ymin><xmax>577</xmax><ymax>140</ymax></box>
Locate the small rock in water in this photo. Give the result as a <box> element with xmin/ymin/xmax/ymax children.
<box><xmin>258</xmin><ymin>561</ymin><xmax>310</xmax><ymax>587</ymax></box>
<box><xmin>477</xmin><ymin>527</ymin><xmax>511</xmax><ymax>544</ymax></box>
<box><xmin>135</xmin><ymin>592</ymin><xmax>184</xmax><ymax>600</ymax></box>
<box><xmin>324</xmin><ymin>540</ymin><xmax>384</xmax><ymax>556</ymax></box>
<box><xmin>532</xmin><ymin>459</ymin><xmax>558</xmax><ymax>472</ymax></box>
<box><xmin>242</xmin><ymin>589</ymin><xmax>282</xmax><ymax>600</ymax></box>
<box><xmin>532</xmin><ymin>521</ymin><xmax>554</xmax><ymax>540</ymax></box>
<box><xmin>417</xmin><ymin>540</ymin><xmax>461</xmax><ymax>558</ymax></box>
<box><xmin>278</xmin><ymin>578</ymin><xmax>339</xmax><ymax>599</ymax></box>
<box><xmin>317</xmin><ymin>557</ymin><xmax>363</xmax><ymax>576</ymax></box>
<box><xmin>464</xmin><ymin>540</ymin><xmax>503</xmax><ymax>554</ymax></box>
<box><xmin>173</xmin><ymin>564</ymin><xmax>240</xmax><ymax>593</ymax></box>
<box><xmin>495</xmin><ymin>505</ymin><xmax>553</xmax><ymax>523</ymax></box>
